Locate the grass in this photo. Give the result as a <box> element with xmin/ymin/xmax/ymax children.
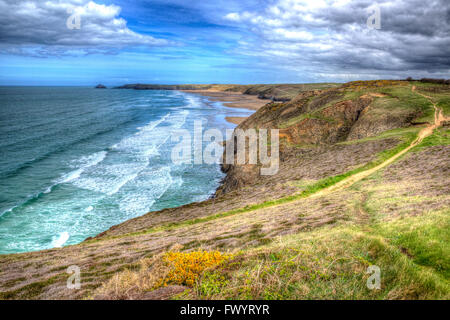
<box><xmin>412</xmin><ymin>127</ymin><xmax>450</xmax><ymax>151</ymax></box>
<box><xmin>376</xmin><ymin>86</ymin><xmax>434</xmax><ymax>123</ymax></box>
<box><xmin>279</xmin><ymin>112</ymin><xmax>336</xmax><ymax>129</ymax></box>
<box><xmin>338</xmin><ymin>126</ymin><xmax>419</xmax><ymax>145</ymax></box>
<box><xmin>91</xmin><ymin>209</ymin><xmax>449</xmax><ymax>300</ymax></box>
<box><xmin>341</xmin><ymin>83</ymin><xmax>434</xmax><ymax>124</ymax></box>
<box><xmin>240</xmin><ymin>83</ymin><xmax>340</xmax><ymax>100</ymax></box>
<box><xmin>0</xmin><ymin>275</ymin><xmax>61</xmax><ymax>299</ymax></box>
<box><xmin>373</xmin><ymin>210</ymin><xmax>449</xmax><ymax>279</ymax></box>
<box><xmin>190</xmin><ymin>210</ymin><xmax>449</xmax><ymax>300</ymax></box>
<box><xmin>413</xmin><ymin>82</ymin><xmax>450</xmax><ymax>117</ymax></box>
<box><xmin>159</xmin><ymin>251</ymin><xmax>231</xmax><ymax>287</ymax></box>
<box><xmin>279</xmin><ymin>113</ymin><xmax>311</xmax><ymax>128</ymax></box>
<box><xmin>437</xmin><ymin>97</ymin><xmax>450</xmax><ymax>117</ymax></box>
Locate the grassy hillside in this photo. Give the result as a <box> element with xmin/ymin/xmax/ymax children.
<box><xmin>0</xmin><ymin>80</ymin><xmax>449</xmax><ymax>300</ymax></box>
<box><xmin>413</xmin><ymin>82</ymin><xmax>450</xmax><ymax>117</ymax></box>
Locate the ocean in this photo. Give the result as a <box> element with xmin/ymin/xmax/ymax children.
<box><xmin>0</xmin><ymin>86</ymin><xmax>253</xmax><ymax>254</ymax></box>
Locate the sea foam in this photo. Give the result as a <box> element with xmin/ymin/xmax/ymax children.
<box><xmin>71</xmin><ymin>111</ymin><xmax>188</xmax><ymax>201</ymax></box>
<box><xmin>51</xmin><ymin>231</ymin><xmax>70</xmax><ymax>248</ymax></box>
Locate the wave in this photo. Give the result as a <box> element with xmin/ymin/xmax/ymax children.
<box><xmin>180</xmin><ymin>94</ymin><xmax>201</xmax><ymax>109</ymax></box>
<box><xmin>106</xmin><ymin>169</ymin><xmax>141</xmax><ymax>196</ymax></box>
<box><xmin>0</xmin><ymin>151</ymin><xmax>108</xmax><ymax>217</ymax></box>
<box><xmin>0</xmin><ymin>186</ymin><xmax>60</xmax><ymax>217</ymax></box>
<box><xmin>118</xmin><ymin>166</ymin><xmax>174</xmax><ymax>216</ymax></box>
<box><xmin>1</xmin><ymin>107</ymin><xmax>191</xmax><ymax>218</ymax></box>
<box><xmin>0</xmin><ymin>117</ymin><xmax>137</xmax><ymax>180</ymax></box>
<box><xmin>173</xmin><ymin>175</ymin><xmax>183</xmax><ymax>188</ymax></box>
<box><xmin>111</xmin><ymin>112</ymin><xmax>171</xmax><ymax>151</ymax></box>
<box><xmin>73</xmin><ymin>111</ymin><xmax>189</xmax><ymax>197</ymax></box>
<box><xmin>44</xmin><ymin>151</ymin><xmax>108</xmax><ymax>194</ymax></box>
<box><xmin>51</xmin><ymin>231</ymin><xmax>69</xmax><ymax>248</ymax></box>
<box><xmin>0</xmin><ymin>205</ymin><xmax>18</xmax><ymax>217</ymax></box>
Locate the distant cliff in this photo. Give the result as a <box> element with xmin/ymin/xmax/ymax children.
<box><xmin>115</xmin><ymin>83</ymin><xmax>340</xmax><ymax>101</ymax></box>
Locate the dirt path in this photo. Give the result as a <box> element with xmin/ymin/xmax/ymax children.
<box><xmin>412</xmin><ymin>85</ymin><xmax>449</xmax><ymax>125</ymax></box>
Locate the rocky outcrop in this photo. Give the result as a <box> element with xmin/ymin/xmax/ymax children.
<box><xmin>279</xmin><ymin>97</ymin><xmax>372</xmax><ymax>145</ymax></box>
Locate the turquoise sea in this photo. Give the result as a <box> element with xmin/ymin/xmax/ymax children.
<box><xmin>0</xmin><ymin>87</ymin><xmax>252</xmax><ymax>254</ymax></box>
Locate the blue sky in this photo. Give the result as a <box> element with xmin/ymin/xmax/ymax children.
<box><xmin>0</xmin><ymin>0</ymin><xmax>449</xmax><ymax>85</ymax></box>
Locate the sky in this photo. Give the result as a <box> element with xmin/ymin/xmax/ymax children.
<box><xmin>0</xmin><ymin>0</ymin><xmax>449</xmax><ymax>85</ymax></box>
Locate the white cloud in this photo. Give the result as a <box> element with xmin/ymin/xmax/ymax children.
<box><xmin>273</xmin><ymin>29</ymin><xmax>314</xmax><ymax>41</ymax></box>
<box><xmin>224</xmin><ymin>12</ymin><xmax>241</xmax><ymax>22</ymax></box>
<box><xmin>0</xmin><ymin>0</ymin><xmax>170</xmax><ymax>56</ymax></box>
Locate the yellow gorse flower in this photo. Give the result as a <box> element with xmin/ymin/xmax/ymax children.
<box><xmin>159</xmin><ymin>250</ymin><xmax>230</xmax><ymax>287</ymax></box>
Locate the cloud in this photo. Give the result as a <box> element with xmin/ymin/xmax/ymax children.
<box><xmin>1</xmin><ymin>0</ymin><xmax>448</xmax><ymax>82</ymax></box>
<box><xmin>0</xmin><ymin>0</ymin><xmax>170</xmax><ymax>56</ymax></box>
<box><xmin>224</xmin><ymin>12</ymin><xmax>241</xmax><ymax>22</ymax></box>
<box><xmin>223</xmin><ymin>0</ymin><xmax>450</xmax><ymax>80</ymax></box>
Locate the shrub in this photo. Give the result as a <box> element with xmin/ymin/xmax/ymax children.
<box><xmin>160</xmin><ymin>250</ymin><xmax>231</xmax><ymax>287</ymax></box>
<box><xmin>93</xmin><ymin>250</ymin><xmax>230</xmax><ymax>299</ymax></box>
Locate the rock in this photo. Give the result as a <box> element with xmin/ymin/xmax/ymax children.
<box><xmin>95</xmin><ymin>84</ymin><xmax>107</xmax><ymax>89</ymax></box>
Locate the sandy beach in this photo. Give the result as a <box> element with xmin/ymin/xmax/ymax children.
<box><xmin>181</xmin><ymin>90</ymin><xmax>268</xmax><ymax>124</ymax></box>
<box><xmin>224</xmin><ymin>116</ymin><xmax>247</xmax><ymax>125</ymax></box>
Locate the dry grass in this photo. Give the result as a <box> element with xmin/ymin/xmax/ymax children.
<box><xmin>92</xmin><ymin>248</ymin><xmax>231</xmax><ymax>300</ymax></box>
<box><xmin>93</xmin><ymin>255</ymin><xmax>169</xmax><ymax>300</ymax></box>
